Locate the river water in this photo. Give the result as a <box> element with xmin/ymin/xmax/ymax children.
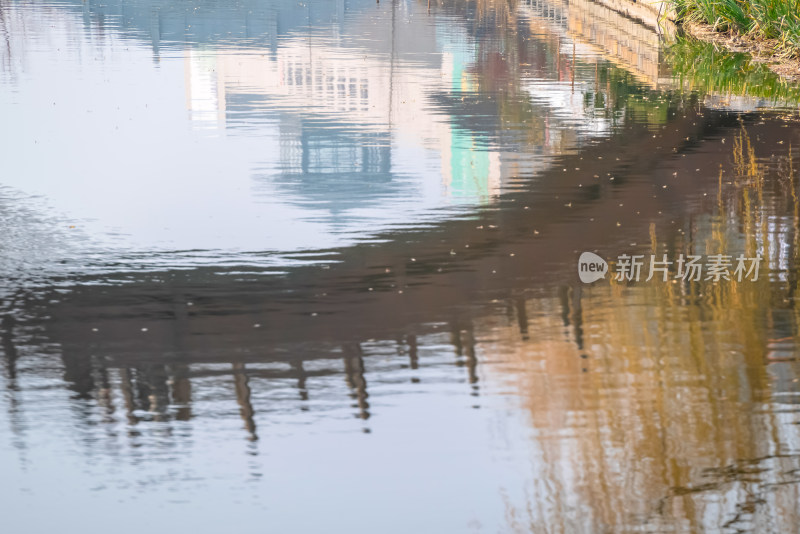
<box><xmin>1</xmin><ymin>0</ymin><xmax>800</xmax><ymax>532</ymax></box>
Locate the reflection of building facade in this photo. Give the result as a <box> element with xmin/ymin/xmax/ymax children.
<box><xmin>182</xmin><ymin>14</ymin><xmax>507</xmax><ymax>203</ymax></box>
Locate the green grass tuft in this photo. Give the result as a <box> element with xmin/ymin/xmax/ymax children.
<box><xmin>671</xmin><ymin>0</ymin><xmax>800</xmax><ymax>56</ymax></box>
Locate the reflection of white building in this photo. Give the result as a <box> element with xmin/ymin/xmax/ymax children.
<box><xmin>181</xmin><ymin>1</ymin><xmax>638</xmax><ymax>206</ymax></box>
<box><xmin>183</xmin><ymin>19</ymin><xmax>505</xmax><ymax>203</ymax></box>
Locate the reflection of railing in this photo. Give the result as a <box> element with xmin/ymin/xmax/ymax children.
<box><xmin>566</xmin><ymin>0</ymin><xmax>673</xmax><ymax>88</ymax></box>
<box><xmin>516</xmin><ymin>0</ymin><xmax>673</xmax><ymax>89</ymax></box>
<box><xmin>520</xmin><ymin>0</ymin><xmax>569</xmax><ymax>26</ymax></box>
<box><xmin>584</xmin><ymin>0</ymin><xmax>676</xmax><ymax>31</ymax></box>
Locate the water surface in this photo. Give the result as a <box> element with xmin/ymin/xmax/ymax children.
<box><xmin>2</xmin><ymin>0</ymin><xmax>800</xmax><ymax>532</ymax></box>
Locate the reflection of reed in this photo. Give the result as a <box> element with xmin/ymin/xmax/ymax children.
<box><xmin>490</xmin><ymin>125</ymin><xmax>800</xmax><ymax>532</ymax></box>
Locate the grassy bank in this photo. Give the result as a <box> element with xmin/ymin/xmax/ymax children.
<box><xmin>671</xmin><ymin>0</ymin><xmax>800</xmax><ymax>57</ymax></box>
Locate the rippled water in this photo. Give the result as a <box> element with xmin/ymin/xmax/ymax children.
<box><xmin>2</xmin><ymin>0</ymin><xmax>800</xmax><ymax>532</ymax></box>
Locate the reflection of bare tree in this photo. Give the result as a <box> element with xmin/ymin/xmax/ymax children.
<box><xmin>170</xmin><ymin>363</ymin><xmax>192</xmax><ymax>421</ymax></box>
<box><xmin>233</xmin><ymin>362</ymin><xmax>258</xmax><ymax>440</ymax></box>
<box><xmin>450</xmin><ymin>321</ymin><xmax>480</xmax><ymax>388</ymax></box>
<box><xmin>0</xmin><ymin>3</ymin><xmax>13</xmax><ymax>79</ymax></box>
<box><xmin>343</xmin><ymin>343</ymin><xmax>370</xmax><ymax>421</ymax></box>
<box><xmin>0</xmin><ymin>304</ymin><xmax>26</xmax><ymax>457</ymax></box>
<box><xmin>119</xmin><ymin>368</ymin><xmax>139</xmax><ymax>426</ymax></box>
<box><xmin>95</xmin><ymin>364</ymin><xmax>116</xmax><ymax>423</ymax></box>
<box><xmin>61</xmin><ymin>346</ymin><xmax>95</xmax><ymax>400</ymax></box>
<box><xmin>292</xmin><ymin>359</ymin><xmax>309</xmax><ymax>402</ymax></box>
<box><xmin>514</xmin><ymin>297</ymin><xmax>529</xmax><ymax>340</ymax></box>
<box><xmin>407</xmin><ymin>334</ymin><xmax>419</xmax><ymax>371</ymax></box>
<box><xmin>136</xmin><ymin>364</ymin><xmax>170</xmax><ymax>420</ymax></box>
<box><xmin>1</xmin><ymin>313</ymin><xmax>18</xmax><ymax>381</ymax></box>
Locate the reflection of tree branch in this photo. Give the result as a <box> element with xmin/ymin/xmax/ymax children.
<box><xmin>0</xmin><ymin>3</ymin><xmax>14</xmax><ymax>78</ymax></box>
<box><xmin>1</xmin><ymin>313</ymin><xmax>18</xmax><ymax>381</ymax></box>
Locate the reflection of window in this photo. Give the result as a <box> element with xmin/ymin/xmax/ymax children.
<box><xmin>302</xmin><ymin>135</ymin><xmax>390</xmax><ymax>175</ymax></box>
<box><xmin>186</xmin><ymin>48</ymin><xmax>223</xmax><ymax>128</ymax></box>
<box><xmin>281</xmin><ymin>127</ymin><xmax>391</xmax><ymax>176</ymax></box>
